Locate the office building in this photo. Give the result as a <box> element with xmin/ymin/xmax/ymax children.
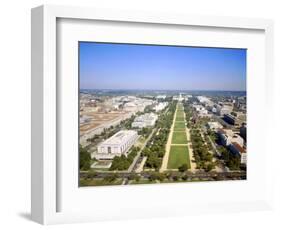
<box><xmin>229</xmin><ymin>142</ymin><xmax>247</xmax><ymax>164</ymax></box>
<box><xmin>132</xmin><ymin>113</ymin><xmax>158</xmax><ymax>128</ymax></box>
<box><xmin>240</xmin><ymin>123</ymin><xmax>247</xmax><ymax>141</ymax></box>
<box><xmin>153</xmin><ymin>102</ymin><xmax>168</xmax><ymax>112</ymax></box>
<box><xmin>224</xmin><ymin>114</ymin><xmax>236</xmax><ymax>125</ymax></box>
<box><xmin>96</xmin><ymin>130</ymin><xmax>138</xmax><ymax>159</ymax></box>
<box><xmin>217</xmin><ymin>129</ymin><xmax>244</xmax><ymax>147</ymax></box>
<box><xmin>216</xmin><ymin>104</ymin><xmax>233</xmax><ymax>116</ymax></box>
<box><xmin>207</xmin><ymin>122</ymin><xmax>223</xmax><ymax>131</ymax></box>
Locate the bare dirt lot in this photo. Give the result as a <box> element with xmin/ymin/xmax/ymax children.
<box><xmin>80</xmin><ymin>111</ymin><xmax>129</xmax><ymax>134</ymax></box>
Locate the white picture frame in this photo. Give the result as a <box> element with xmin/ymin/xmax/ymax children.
<box><xmin>31</xmin><ymin>5</ymin><xmax>274</xmax><ymax>225</ymax></box>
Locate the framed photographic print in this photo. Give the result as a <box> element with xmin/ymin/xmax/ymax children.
<box><xmin>78</xmin><ymin>42</ymin><xmax>247</xmax><ymax>187</ymax></box>
<box><xmin>31</xmin><ymin>5</ymin><xmax>274</xmax><ymax>225</ymax></box>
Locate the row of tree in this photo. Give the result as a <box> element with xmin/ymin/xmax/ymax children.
<box><xmin>142</xmin><ymin>102</ymin><xmax>177</xmax><ymax>170</ymax></box>
<box><xmin>79</xmin><ymin>145</ymin><xmax>91</xmax><ymax>170</ymax></box>
<box><xmin>217</xmin><ymin>146</ymin><xmax>241</xmax><ymax>170</ymax></box>
<box><xmin>190</xmin><ymin>129</ymin><xmax>215</xmax><ymax>171</ymax></box>
<box><xmin>138</xmin><ymin>127</ymin><xmax>153</xmax><ymax>139</ymax></box>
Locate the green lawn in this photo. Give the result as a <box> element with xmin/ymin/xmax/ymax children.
<box><xmin>79</xmin><ymin>178</ymin><xmax>123</xmax><ymax>186</ymax></box>
<box><xmin>167</xmin><ymin>146</ymin><xmax>191</xmax><ymax>169</ymax></box>
<box><xmin>174</xmin><ymin>121</ymin><xmax>186</xmax><ymax>130</ymax></box>
<box><xmin>172</xmin><ymin>131</ymin><xmax>187</xmax><ymax>144</ymax></box>
<box><xmin>176</xmin><ymin>111</ymin><xmax>184</xmax><ymax>116</ymax></box>
<box><xmin>176</xmin><ymin>117</ymin><xmax>185</xmax><ymax>122</ymax></box>
<box><xmin>176</xmin><ymin>114</ymin><xmax>184</xmax><ymax>119</ymax></box>
<box><xmin>176</xmin><ymin>108</ymin><xmax>185</xmax><ymax>121</ymax></box>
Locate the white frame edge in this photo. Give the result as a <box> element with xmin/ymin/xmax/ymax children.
<box><xmin>31</xmin><ymin>6</ymin><xmax>44</xmax><ymax>224</ymax></box>
<box><xmin>31</xmin><ymin>4</ymin><xmax>274</xmax><ymax>225</ymax></box>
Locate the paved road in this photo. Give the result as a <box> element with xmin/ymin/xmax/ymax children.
<box><xmin>128</xmin><ymin>128</ymin><xmax>157</xmax><ymax>173</ymax></box>
<box><xmin>200</xmin><ymin>126</ymin><xmax>229</xmax><ymax>172</ymax></box>
<box><xmin>121</xmin><ymin>128</ymin><xmax>157</xmax><ymax>185</ymax></box>
<box><xmin>123</xmin><ymin>104</ymin><xmax>171</xmax><ymax>184</ymax></box>
<box><xmin>81</xmin><ymin>171</ymin><xmax>246</xmax><ymax>181</ymax></box>
<box><xmin>206</xmin><ymin>134</ymin><xmax>220</xmax><ymax>156</ymax></box>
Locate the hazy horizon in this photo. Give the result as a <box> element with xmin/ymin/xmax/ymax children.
<box><xmin>80</xmin><ymin>88</ymin><xmax>246</xmax><ymax>92</ymax></box>
<box><xmin>79</xmin><ymin>42</ymin><xmax>246</xmax><ymax>91</ymax></box>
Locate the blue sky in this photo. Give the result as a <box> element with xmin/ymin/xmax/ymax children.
<box><xmin>79</xmin><ymin>42</ymin><xmax>246</xmax><ymax>91</ymax></box>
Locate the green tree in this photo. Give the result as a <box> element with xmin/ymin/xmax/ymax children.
<box><xmin>79</xmin><ymin>145</ymin><xmax>91</xmax><ymax>170</ymax></box>
<box><xmin>181</xmin><ymin>174</ymin><xmax>188</xmax><ymax>181</ymax></box>
<box><xmin>178</xmin><ymin>164</ymin><xmax>188</xmax><ymax>172</ymax></box>
<box><xmin>148</xmin><ymin>172</ymin><xmax>165</xmax><ymax>182</ymax></box>
<box><xmin>104</xmin><ymin>173</ymin><xmax>118</xmax><ymax>182</ymax></box>
<box><xmin>205</xmin><ymin>163</ymin><xmax>214</xmax><ymax>172</ymax></box>
<box><xmin>128</xmin><ymin>173</ymin><xmax>140</xmax><ymax>181</ymax></box>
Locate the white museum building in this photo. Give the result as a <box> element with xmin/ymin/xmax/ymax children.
<box><xmin>131</xmin><ymin>113</ymin><xmax>158</xmax><ymax>128</ymax></box>
<box><xmin>96</xmin><ymin>130</ymin><xmax>138</xmax><ymax>159</ymax></box>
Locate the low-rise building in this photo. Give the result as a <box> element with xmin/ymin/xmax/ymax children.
<box><xmin>224</xmin><ymin>113</ymin><xmax>246</xmax><ymax>127</ymax></box>
<box><xmin>216</xmin><ymin>104</ymin><xmax>233</xmax><ymax>116</ymax></box>
<box><xmin>224</xmin><ymin>114</ymin><xmax>236</xmax><ymax>125</ymax></box>
<box><xmin>212</xmin><ymin>107</ymin><xmax>217</xmax><ymax>114</ymax></box>
<box><xmin>231</xmin><ymin>134</ymin><xmax>244</xmax><ymax>148</ymax></box>
<box><xmin>182</xmin><ymin>95</ymin><xmax>191</xmax><ymax>101</ymax></box>
<box><xmin>241</xmin><ymin>152</ymin><xmax>247</xmax><ymax>164</ymax></box>
<box><xmin>217</xmin><ymin>129</ymin><xmax>244</xmax><ymax>147</ymax></box>
<box><xmin>173</xmin><ymin>94</ymin><xmax>184</xmax><ymax>101</ymax></box>
<box><xmin>96</xmin><ymin>130</ymin><xmax>138</xmax><ymax>159</ymax></box>
<box><xmin>156</xmin><ymin>95</ymin><xmax>166</xmax><ymax>99</ymax></box>
<box><xmin>197</xmin><ymin>96</ymin><xmax>214</xmax><ymax>107</ymax></box>
<box><xmin>240</xmin><ymin>123</ymin><xmax>247</xmax><ymax>141</ymax></box>
<box><xmin>132</xmin><ymin>113</ymin><xmax>158</xmax><ymax>128</ymax></box>
<box><xmin>153</xmin><ymin>102</ymin><xmax>168</xmax><ymax>112</ymax></box>
<box><xmin>229</xmin><ymin>142</ymin><xmax>247</xmax><ymax>164</ymax></box>
<box><xmin>217</xmin><ymin>129</ymin><xmax>233</xmax><ymax>146</ymax></box>
<box><xmin>123</xmin><ymin>102</ymin><xmax>137</xmax><ymax>112</ymax></box>
<box><xmin>207</xmin><ymin>122</ymin><xmax>223</xmax><ymax>131</ymax></box>
<box><xmin>217</xmin><ymin>128</ymin><xmax>246</xmax><ymax>164</ymax></box>
<box><xmin>193</xmin><ymin>104</ymin><xmax>209</xmax><ymax>117</ymax></box>
<box><xmin>197</xmin><ymin>96</ymin><xmax>209</xmax><ymax>103</ymax></box>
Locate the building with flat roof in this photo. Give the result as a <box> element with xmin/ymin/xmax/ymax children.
<box><xmin>156</xmin><ymin>95</ymin><xmax>166</xmax><ymax>99</ymax></box>
<box><xmin>224</xmin><ymin>114</ymin><xmax>236</xmax><ymax>125</ymax></box>
<box><xmin>193</xmin><ymin>104</ymin><xmax>210</xmax><ymax>117</ymax></box>
<box><xmin>217</xmin><ymin>129</ymin><xmax>244</xmax><ymax>147</ymax></box>
<box><xmin>197</xmin><ymin>96</ymin><xmax>214</xmax><ymax>107</ymax></box>
<box><xmin>240</xmin><ymin>123</ymin><xmax>247</xmax><ymax>141</ymax></box>
<box><xmin>229</xmin><ymin>142</ymin><xmax>247</xmax><ymax>164</ymax></box>
<box><xmin>207</xmin><ymin>122</ymin><xmax>223</xmax><ymax>131</ymax></box>
<box><xmin>173</xmin><ymin>94</ymin><xmax>184</xmax><ymax>101</ymax></box>
<box><xmin>215</xmin><ymin>104</ymin><xmax>233</xmax><ymax>116</ymax></box>
<box><xmin>217</xmin><ymin>129</ymin><xmax>233</xmax><ymax>146</ymax></box>
<box><xmin>96</xmin><ymin>130</ymin><xmax>138</xmax><ymax>159</ymax></box>
<box><xmin>224</xmin><ymin>113</ymin><xmax>246</xmax><ymax>127</ymax></box>
<box><xmin>217</xmin><ymin>128</ymin><xmax>246</xmax><ymax>164</ymax></box>
<box><xmin>132</xmin><ymin>113</ymin><xmax>158</xmax><ymax>128</ymax></box>
<box><xmin>153</xmin><ymin>102</ymin><xmax>168</xmax><ymax>112</ymax></box>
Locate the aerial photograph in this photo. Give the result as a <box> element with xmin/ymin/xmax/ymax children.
<box><xmin>79</xmin><ymin>42</ymin><xmax>247</xmax><ymax>187</ymax></box>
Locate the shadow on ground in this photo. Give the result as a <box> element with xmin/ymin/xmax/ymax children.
<box><xmin>18</xmin><ymin>212</ymin><xmax>32</xmax><ymax>221</ymax></box>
